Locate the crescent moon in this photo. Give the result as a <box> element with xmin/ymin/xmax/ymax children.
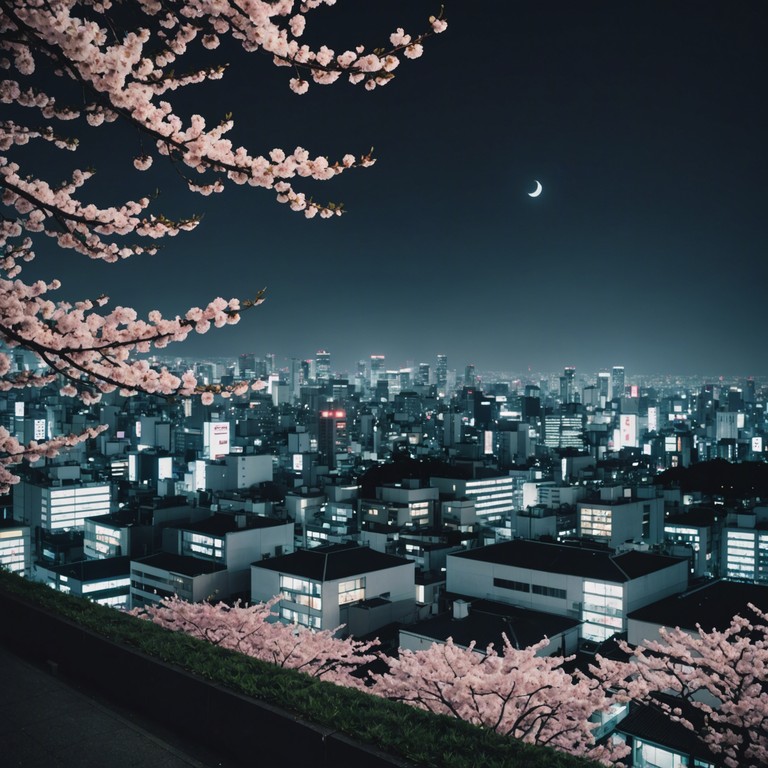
<box><xmin>528</xmin><ymin>180</ymin><xmax>543</xmax><ymax>198</ymax></box>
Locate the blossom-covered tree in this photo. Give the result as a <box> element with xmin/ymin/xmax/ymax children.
<box><xmin>0</xmin><ymin>0</ymin><xmax>447</xmax><ymax>489</ymax></box>
<box><xmin>592</xmin><ymin>604</ymin><xmax>768</xmax><ymax>768</ymax></box>
<box><xmin>132</xmin><ymin>594</ymin><xmax>378</xmax><ymax>688</ymax></box>
<box><xmin>133</xmin><ymin>596</ymin><xmax>627</xmax><ymax>762</ymax></box>
<box><xmin>368</xmin><ymin>635</ymin><xmax>628</xmax><ymax>765</ymax></box>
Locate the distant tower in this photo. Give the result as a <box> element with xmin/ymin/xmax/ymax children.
<box><xmin>301</xmin><ymin>358</ymin><xmax>315</xmax><ymax>384</ymax></box>
<box><xmin>289</xmin><ymin>358</ymin><xmax>300</xmax><ymax>400</ymax></box>
<box><xmin>611</xmin><ymin>366</ymin><xmax>625</xmax><ymax>400</ymax></box>
<box><xmin>560</xmin><ymin>366</ymin><xmax>576</xmax><ymax>404</ymax></box>
<box><xmin>597</xmin><ymin>371</ymin><xmax>610</xmax><ymax>403</ymax></box>
<box><xmin>370</xmin><ymin>354</ymin><xmax>385</xmax><ymax>388</ymax></box>
<box><xmin>464</xmin><ymin>364</ymin><xmax>476</xmax><ymax>387</ymax></box>
<box><xmin>265</xmin><ymin>353</ymin><xmax>276</xmax><ymax>375</ymax></box>
<box><xmin>436</xmin><ymin>354</ymin><xmax>448</xmax><ymax>395</ymax></box>
<box><xmin>418</xmin><ymin>362</ymin><xmax>430</xmax><ymax>386</ymax></box>
<box><xmin>316</xmin><ymin>350</ymin><xmax>331</xmax><ymax>381</ymax></box>
<box><xmin>238</xmin><ymin>353</ymin><xmax>256</xmax><ymax>377</ymax></box>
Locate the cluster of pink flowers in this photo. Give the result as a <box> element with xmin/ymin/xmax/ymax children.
<box><xmin>135</xmin><ymin>594</ymin><xmax>626</xmax><ymax>763</ymax></box>
<box><xmin>132</xmin><ymin>595</ymin><xmax>378</xmax><ymax>688</ymax></box>
<box><xmin>135</xmin><ymin>594</ymin><xmax>768</xmax><ymax>767</ymax></box>
<box><xmin>592</xmin><ymin>604</ymin><xmax>768</xmax><ymax>768</ymax></box>
<box><xmin>0</xmin><ymin>0</ymin><xmax>446</xmax><ymax>487</ymax></box>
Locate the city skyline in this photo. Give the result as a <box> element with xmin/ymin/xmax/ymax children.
<box><xmin>27</xmin><ymin>1</ymin><xmax>767</xmax><ymax>376</ymax></box>
<box><xmin>158</xmin><ymin>347</ymin><xmax>766</xmax><ymax>387</ymax></box>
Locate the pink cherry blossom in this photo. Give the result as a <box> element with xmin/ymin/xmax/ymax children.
<box><xmin>0</xmin><ymin>0</ymin><xmax>446</xmax><ymax>488</ymax></box>
<box><xmin>592</xmin><ymin>604</ymin><xmax>768</xmax><ymax>768</ymax></box>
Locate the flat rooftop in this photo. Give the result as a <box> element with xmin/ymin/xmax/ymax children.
<box><xmin>253</xmin><ymin>543</ymin><xmax>410</xmax><ymax>581</ymax></box>
<box><xmin>628</xmin><ymin>579</ymin><xmax>768</xmax><ymax>631</ymax></box>
<box><xmin>131</xmin><ymin>552</ymin><xmax>227</xmax><ymax>576</ymax></box>
<box><xmin>179</xmin><ymin>513</ymin><xmax>287</xmax><ymax>536</ymax></box>
<box><xmin>38</xmin><ymin>556</ymin><xmax>132</xmax><ymax>581</ymax></box>
<box><xmin>402</xmin><ymin>598</ymin><xmax>580</xmax><ymax>652</ymax></box>
<box><xmin>451</xmin><ymin>540</ymin><xmax>684</xmax><ymax>582</ymax></box>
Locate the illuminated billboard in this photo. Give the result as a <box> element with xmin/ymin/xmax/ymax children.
<box><xmin>158</xmin><ymin>456</ymin><xmax>173</xmax><ymax>480</ymax></box>
<box><xmin>619</xmin><ymin>414</ymin><xmax>637</xmax><ymax>448</ymax></box>
<box><xmin>753</xmin><ymin>437</ymin><xmax>764</xmax><ymax>454</ymax></box>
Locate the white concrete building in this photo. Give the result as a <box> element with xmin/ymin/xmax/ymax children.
<box><xmin>447</xmin><ymin>540</ymin><xmax>688</xmax><ymax>644</ymax></box>
<box><xmin>251</xmin><ymin>543</ymin><xmax>415</xmax><ymax>635</ymax></box>
<box><xmin>14</xmin><ymin>479</ymin><xmax>112</xmax><ymax>532</ymax></box>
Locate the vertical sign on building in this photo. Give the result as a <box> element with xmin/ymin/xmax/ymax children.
<box><xmin>33</xmin><ymin>419</ymin><xmax>46</xmax><ymax>440</ymax></box>
<box><xmin>620</xmin><ymin>414</ymin><xmax>637</xmax><ymax>448</ymax></box>
<box><xmin>647</xmin><ymin>406</ymin><xmax>658</xmax><ymax>432</ymax></box>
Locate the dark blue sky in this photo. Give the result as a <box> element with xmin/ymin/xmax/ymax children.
<box><xmin>36</xmin><ymin>1</ymin><xmax>767</xmax><ymax>377</ymax></box>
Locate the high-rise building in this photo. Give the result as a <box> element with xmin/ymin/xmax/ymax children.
<box><xmin>417</xmin><ymin>362</ymin><xmax>430</xmax><ymax>386</ymax></box>
<box><xmin>316</xmin><ymin>350</ymin><xmax>331</xmax><ymax>381</ymax></box>
<box><xmin>611</xmin><ymin>366</ymin><xmax>625</xmax><ymax>400</ymax></box>
<box><xmin>464</xmin><ymin>364</ymin><xmax>476</xmax><ymax>387</ymax></box>
<box><xmin>238</xmin><ymin>353</ymin><xmax>256</xmax><ymax>377</ymax></box>
<box><xmin>265</xmin><ymin>353</ymin><xmax>276</xmax><ymax>375</ymax></box>
<box><xmin>560</xmin><ymin>366</ymin><xmax>576</xmax><ymax>404</ymax></box>
<box><xmin>543</xmin><ymin>412</ymin><xmax>585</xmax><ymax>449</ymax></box>
<box><xmin>436</xmin><ymin>354</ymin><xmax>448</xmax><ymax>395</ymax></box>
<box><xmin>370</xmin><ymin>355</ymin><xmax>385</xmax><ymax>388</ymax></box>
<box><xmin>597</xmin><ymin>371</ymin><xmax>610</xmax><ymax>402</ymax></box>
<box><xmin>289</xmin><ymin>357</ymin><xmax>300</xmax><ymax>399</ymax></box>
<box><xmin>301</xmin><ymin>358</ymin><xmax>314</xmax><ymax>384</ymax></box>
<box><xmin>317</xmin><ymin>409</ymin><xmax>348</xmax><ymax>469</ymax></box>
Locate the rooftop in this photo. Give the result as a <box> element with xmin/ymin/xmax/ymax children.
<box><xmin>617</xmin><ymin>694</ymin><xmax>714</xmax><ymax>761</ymax></box>
<box><xmin>179</xmin><ymin>513</ymin><xmax>287</xmax><ymax>536</ymax></box>
<box><xmin>132</xmin><ymin>552</ymin><xmax>227</xmax><ymax>577</ymax></box>
<box><xmin>628</xmin><ymin>579</ymin><xmax>768</xmax><ymax>631</ymax></box>
<box><xmin>451</xmin><ymin>540</ymin><xmax>685</xmax><ymax>582</ymax></box>
<box><xmin>0</xmin><ymin>517</ymin><xmax>27</xmax><ymax>531</ymax></box>
<box><xmin>403</xmin><ymin>598</ymin><xmax>580</xmax><ymax>652</ymax></box>
<box><xmin>36</xmin><ymin>556</ymin><xmax>132</xmax><ymax>581</ymax></box>
<box><xmin>252</xmin><ymin>543</ymin><xmax>411</xmax><ymax>581</ymax></box>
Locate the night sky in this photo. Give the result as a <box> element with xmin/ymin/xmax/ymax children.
<box><xmin>34</xmin><ymin>2</ymin><xmax>767</xmax><ymax>378</ymax></box>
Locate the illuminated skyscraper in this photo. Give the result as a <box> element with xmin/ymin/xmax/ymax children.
<box><xmin>436</xmin><ymin>354</ymin><xmax>448</xmax><ymax>395</ymax></box>
<box><xmin>316</xmin><ymin>350</ymin><xmax>331</xmax><ymax>381</ymax></box>
<box><xmin>611</xmin><ymin>366</ymin><xmax>625</xmax><ymax>400</ymax></box>
<box><xmin>560</xmin><ymin>366</ymin><xmax>576</xmax><ymax>404</ymax></box>
<box><xmin>318</xmin><ymin>409</ymin><xmax>348</xmax><ymax>469</ymax></box>
<box><xmin>417</xmin><ymin>363</ymin><xmax>430</xmax><ymax>386</ymax></box>
<box><xmin>597</xmin><ymin>371</ymin><xmax>610</xmax><ymax>402</ymax></box>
